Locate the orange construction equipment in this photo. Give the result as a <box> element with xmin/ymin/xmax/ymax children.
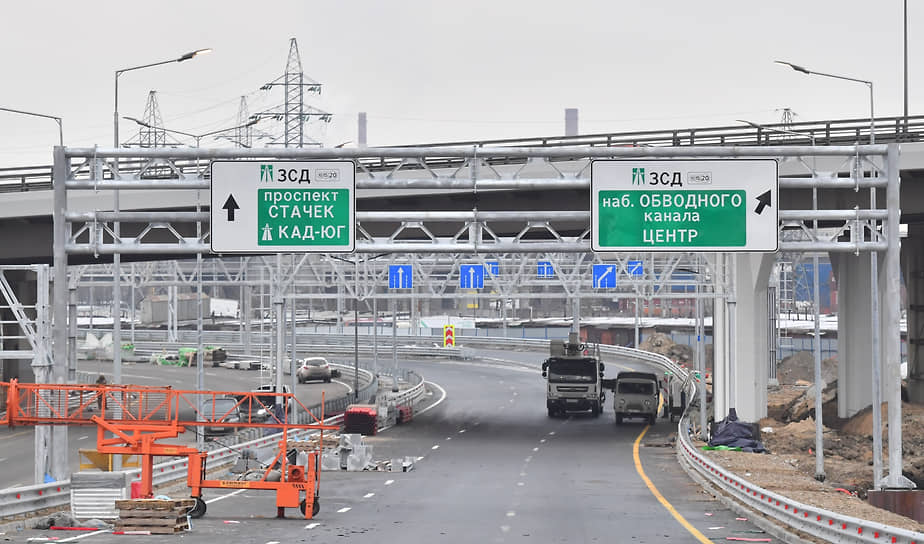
<box><xmin>1</xmin><ymin>379</ymin><xmax>338</xmax><ymax>519</ymax></box>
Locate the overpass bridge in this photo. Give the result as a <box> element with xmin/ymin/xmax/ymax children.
<box><xmin>0</xmin><ymin>117</ymin><xmax>921</xmax><ymax>534</ymax></box>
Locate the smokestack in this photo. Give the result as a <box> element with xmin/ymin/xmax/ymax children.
<box><xmin>565</xmin><ymin>108</ymin><xmax>578</xmax><ymax>136</ymax></box>
<box><xmin>357</xmin><ymin>112</ymin><xmax>367</xmax><ymax>148</ymax></box>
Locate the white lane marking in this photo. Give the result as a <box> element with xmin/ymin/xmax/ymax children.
<box><xmin>78</xmin><ymin>435</ymin><xmax>89</xmax><ymax>441</ymax></box>
<box><xmin>305</xmin><ymin>523</ymin><xmax>321</xmax><ymax>529</ymax></box>
<box><xmin>206</xmin><ymin>489</ymin><xmax>246</xmax><ymax>504</ymax></box>
<box><xmin>385</xmin><ymin>479</ymin><xmax>394</xmax><ymax>485</ymax></box>
<box><xmin>431</xmin><ymin>445</ymin><xmax>440</xmax><ymax>450</ymax></box>
<box><xmin>532</xmin><ymin>447</ymin><xmax>539</xmax><ymax>452</ymax></box>
<box><xmin>524</xmin><ymin>456</ymin><xmax>532</xmax><ymax>462</ymax></box>
<box><xmin>508</xmin><ymin>399</ymin><xmax>514</xmax><ymax>403</ymax></box>
<box><xmin>539</xmin><ymin>439</ymin><xmax>546</xmax><ymax>443</ymax></box>
<box><xmin>446</xmin><ymin>437</ymin><xmax>452</xmax><ymax>441</ymax></box>
<box><xmin>548</xmin><ymin>431</ymin><xmax>556</xmax><ymax>436</ymax></box>
<box><xmin>363</xmin><ymin>492</ymin><xmax>375</xmax><ymax>499</ymax></box>
<box><xmin>205</xmin><ymin>372</ymin><xmax>217</xmax><ymax>377</ymax></box>
<box><xmin>519</xmin><ymin>472</ymin><xmax>526</xmax><ymax>477</ymax></box>
<box><xmin>517</xmin><ymin>482</ymin><xmax>525</xmax><ymax>487</ymax></box>
<box><xmin>0</xmin><ymin>458</ymin><xmax>6</xmax><ymax>462</ymax></box>
<box><xmin>500</xmin><ymin>525</ymin><xmax>511</xmax><ymax>533</ymax></box>
<box><xmin>267</xmin><ymin>541</ymin><xmax>281</xmax><ymax>544</ymax></box>
<box><xmin>331</xmin><ymin>380</ymin><xmax>354</xmax><ymax>394</ymax></box>
<box><xmin>458</xmin><ymin>429</ymin><xmax>466</xmax><ymax>434</ymax></box>
<box><xmin>337</xmin><ymin>507</ymin><xmax>351</xmax><ymax>513</ymax></box>
<box><xmin>506</xmin><ymin>511</ymin><xmax>516</xmax><ymax>517</ymax></box>
<box><xmin>58</xmin><ymin>530</ymin><xmax>109</xmax><ymax>543</ymax></box>
<box><xmin>513</xmin><ymin>391</ymin><xmax>518</xmax><ymax>396</ymax></box>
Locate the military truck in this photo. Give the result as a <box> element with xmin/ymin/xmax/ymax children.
<box><xmin>541</xmin><ymin>332</ymin><xmax>605</xmax><ymax>417</ymax></box>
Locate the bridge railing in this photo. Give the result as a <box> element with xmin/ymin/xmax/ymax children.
<box><xmin>3</xmin><ymin>115</ymin><xmax>922</xmax><ymax>193</ymax></box>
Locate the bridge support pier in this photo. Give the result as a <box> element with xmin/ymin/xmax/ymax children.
<box><xmin>902</xmin><ymin>224</ymin><xmax>924</xmax><ymax>404</ymax></box>
<box><xmin>710</xmin><ymin>253</ymin><xmax>773</xmax><ymax>424</ymax></box>
<box><xmin>830</xmin><ymin>253</ymin><xmax>883</xmax><ymax>418</ymax></box>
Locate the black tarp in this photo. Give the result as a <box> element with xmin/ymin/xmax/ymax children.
<box><xmin>708</xmin><ymin>408</ymin><xmax>767</xmax><ymax>453</ymax></box>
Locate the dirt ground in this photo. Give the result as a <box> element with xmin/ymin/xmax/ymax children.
<box><xmin>664</xmin><ymin>347</ymin><xmax>924</xmax><ymax>532</ymax></box>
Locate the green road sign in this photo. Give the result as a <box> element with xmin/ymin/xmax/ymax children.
<box><xmin>210</xmin><ymin>161</ymin><xmax>355</xmax><ymax>253</ymax></box>
<box><xmin>591</xmin><ymin>160</ymin><xmax>778</xmax><ymax>252</ymax></box>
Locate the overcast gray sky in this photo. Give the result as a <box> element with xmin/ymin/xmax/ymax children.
<box><xmin>0</xmin><ymin>0</ymin><xmax>916</xmax><ymax>167</ymax></box>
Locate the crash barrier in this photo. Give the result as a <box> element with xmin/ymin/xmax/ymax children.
<box><xmin>17</xmin><ymin>332</ymin><xmax>921</xmax><ymax>541</ymax></box>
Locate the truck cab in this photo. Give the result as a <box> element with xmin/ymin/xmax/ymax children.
<box><xmin>541</xmin><ymin>333</ymin><xmax>605</xmax><ymax>417</ymax></box>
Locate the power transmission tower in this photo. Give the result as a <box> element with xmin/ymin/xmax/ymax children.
<box><xmin>124</xmin><ymin>91</ymin><xmax>182</xmax><ymax>148</ymax></box>
<box><xmin>251</xmin><ymin>38</ymin><xmax>331</xmax><ymax>147</ymax></box>
<box><xmin>779</xmin><ymin>108</ymin><xmax>795</xmax><ymax>131</ymax></box>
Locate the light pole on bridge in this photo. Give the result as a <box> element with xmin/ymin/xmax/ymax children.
<box><xmin>774</xmin><ymin>61</ymin><xmax>874</xmax><ymax>144</ymax></box>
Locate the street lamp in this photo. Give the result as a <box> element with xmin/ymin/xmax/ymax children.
<box><xmin>123</xmin><ymin>116</ymin><xmax>259</xmax><ymax>148</ymax></box>
<box><xmin>0</xmin><ymin>107</ymin><xmax>63</xmax><ymax>147</ymax></box>
<box><xmin>114</xmin><ymin>48</ymin><xmax>212</xmax><ymax>147</ymax></box>
<box><xmin>775</xmin><ymin>60</ymin><xmax>874</xmax><ymax>144</ymax></box>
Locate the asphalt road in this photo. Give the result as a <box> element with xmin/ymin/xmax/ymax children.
<box><xmin>0</xmin><ymin>359</ymin><xmax>355</xmax><ymax>489</ymax></box>
<box><xmin>13</xmin><ymin>355</ymin><xmax>777</xmax><ymax>543</ymax></box>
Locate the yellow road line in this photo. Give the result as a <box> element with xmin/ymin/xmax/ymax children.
<box><xmin>633</xmin><ymin>407</ymin><xmax>713</xmax><ymax>543</ymax></box>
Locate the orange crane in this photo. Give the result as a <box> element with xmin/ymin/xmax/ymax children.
<box><xmin>1</xmin><ymin>379</ymin><xmax>339</xmax><ymax>519</ymax></box>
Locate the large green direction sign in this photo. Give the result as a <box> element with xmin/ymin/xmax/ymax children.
<box><xmin>211</xmin><ymin>161</ymin><xmax>355</xmax><ymax>253</ymax></box>
<box><xmin>591</xmin><ymin>160</ymin><xmax>778</xmax><ymax>252</ymax></box>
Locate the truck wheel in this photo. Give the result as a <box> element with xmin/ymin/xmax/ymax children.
<box><xmin>648</xmin><ymin>414</ymin><xmax>657</xmax><ymax>425</ymax></box>
<box><xmin>592</xmin><ymin>402</ymin><xmax>601</xmax><ymax>417</ymax></box>
<box><xmin>615</xmin><ymin>413</ymin><xmax>622</xmax><ymax>425</ymax></box>
<box><xmin>547</xmin><ymin>407</ymin><xmax>556</xmax><ymax>418</ymax></box>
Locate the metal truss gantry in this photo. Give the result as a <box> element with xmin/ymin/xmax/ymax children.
<box><xmin>50</xmin><ymin>143</ymin><xmax>905</xmax><ymax>489</ymax></box>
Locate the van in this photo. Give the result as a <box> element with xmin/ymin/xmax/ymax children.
<box><xmin>612</xmin><ymin>371</ymin><xmax>659</xmax><ymax>425</ymax></box>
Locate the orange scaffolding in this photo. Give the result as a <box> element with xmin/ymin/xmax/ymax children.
<box><xmin>1</xmin><ymin>379</ymin><xmax>339</xmax><ymax>519</ymax></box>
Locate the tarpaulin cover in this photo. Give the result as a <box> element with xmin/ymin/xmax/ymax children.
<box><xmin>708</xmin><ymin>408</ymin><xmax>767</xmax><ymax>453</ymax></box>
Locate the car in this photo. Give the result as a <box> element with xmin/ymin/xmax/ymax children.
<box><xmin>296</xmin><ymin>357</ymin><xmax>332</xmax><ymax>384</ymax></box>
<box><xmin>201</xmin><ymin>397</ymin><xmax>243</xmax><ymax>435</ymax></box>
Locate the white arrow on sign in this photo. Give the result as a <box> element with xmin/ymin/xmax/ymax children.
<box><xmin>468</xmin><ymin>267</ymin><xmax>475</xmax><ymax>288</ymax></box>
<box><xmin>594</xmin><ymin>266</ymin><xmax>614</xmax><ymax>288</ymax></box>
<box><xmin>397</xmin><ymin>267</ymin><xmax>405</xmax><ymax>288</ymax></box>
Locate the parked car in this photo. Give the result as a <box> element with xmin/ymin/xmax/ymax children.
<box><xmin>201</xmin><ymin>397</ymin><xmax>242</xmax><ymax>435</ymax></box>
<box><xmin>296</xmin><ymin>357</ymin><xmax>332</xmax><ymax>384</ymax></box>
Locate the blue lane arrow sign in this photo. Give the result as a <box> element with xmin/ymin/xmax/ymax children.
<box><xmin>460</xmin><ymin>264</ymin><xmax>484</xmax><ymax>289</ymax></box>
<box><xmin>537</xmin><ymin>261</ymin><xmax>554</xmax><ymax>278</ymax></box>
<box><xmin>593</xmin><ymin>264</ymin><xmax>616</xmax><ymax>288</ymax></box>
<box><xmin>627</xmin><ymin>260</ymin><xmax>644</xmax><ymax>277</ymax></box>
<box><xmin>485</xmin><ymin>261</ymin><xmax>499</xmax><ymax>276</ymax></box>
<box><xmin>388</xmin><ymin>265</ymin><xmax>413</xmax><ymax>289</ymax></box>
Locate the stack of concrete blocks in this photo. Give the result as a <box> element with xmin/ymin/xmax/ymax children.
<box><xmin>320</xmin><ymin>433</ymin><xmax>374</xmax><ymax>471</ymax></box>
<box><xmin>389</xmin><ymin>456</ymin><xmax>416</xmax><ymax>472</ymax></box>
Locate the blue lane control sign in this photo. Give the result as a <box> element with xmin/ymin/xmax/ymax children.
<box><xmin>593</xmin><ymin>264</ymin><xmax>617</xmax><ymax>288</ymax></box>
<box><xmin>627</xmin><ymin>260</ymin><xmax>644</xmax><ymax>277</ymax></box>
<box><xmin>485</xmin><ymin>261</ymin><xmax>499</xmax><ymax>276</ymax></box>
<box><xmin>388</xmin><ymin>265</ymin><xmax>413</xmax><ymax>289</ymax></box>
<box><xmin>460</xmin><ymin>264</ymin><xmax>485</xmax><ymax>289</ymax></box>
<box><xmin>537</xmin><ymin>261</ymin><xmax>555</xmax><ymax>278</ymax></box>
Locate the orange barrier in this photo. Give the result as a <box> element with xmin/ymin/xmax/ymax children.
<box><xmin>2</xmin><ymin>380</ymin><xmax>338</xmax><ymax>520</ymax></box>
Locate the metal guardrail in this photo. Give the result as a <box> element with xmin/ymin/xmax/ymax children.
<box><xmin>3</xmin><ymin>115</ymin><xmax>924</xmax><ymax>193</ymax></box>
<box><xmin>5</xmin><ymin>333</ymin><xmax>921</xmax><ymax>541</ymax></box>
